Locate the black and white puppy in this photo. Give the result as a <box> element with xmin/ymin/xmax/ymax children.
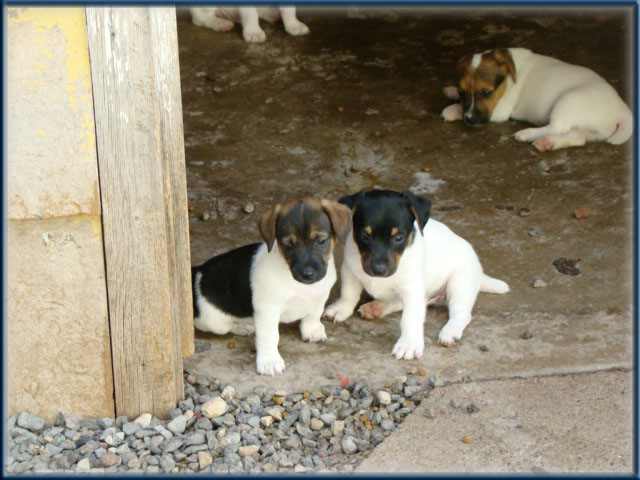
<box><xmin>324</xmin><ymin>189</ymin><xmax>509</xmax><ymax>359</ymax></box>
<box><xmin>192</xmin><ymin>198</ymin><xmax>351</xmax><ymax>375</ymax></box>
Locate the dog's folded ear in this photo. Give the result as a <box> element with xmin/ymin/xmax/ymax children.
<box><xmin>402</xmin><ymin>190</ymin><xmax>431</xmax><ymax>236</ymax></box>
<box><xmin>321</xmin><ymin>199</ymin><xmax>352</xmax><ymax>242</ymax></box>
<box><xmin>338</xmin><ymin>190</ymin><xmax>366</xmax><ymax>210</ymax></box>
<box><xmin>456</xmin><ymin>53</ymin><xmax>473</xmax><ymax>74</ymax></box>
<box><xmin>494</xmin><ymin>49</ymin><xmax>516</xmax><ymax>82</ymax></box>
<box><xmin>257</xmin><ymin>204</ymin><xmax>281</xmax><ymax>252</ymax></box>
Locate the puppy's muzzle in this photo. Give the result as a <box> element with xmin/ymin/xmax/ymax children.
<box><xmin>292</xmin><ymin>265</ymin><xmax>324</xmax><ymax>284</ymax></box>
<box><xmin>463</xmin><ymin>109</ymin><xmax>488</xmax><ymax>127</ymax></box>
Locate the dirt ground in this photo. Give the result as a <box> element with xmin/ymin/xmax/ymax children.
<box><xmin>175</xmin><ymin>7</ymin><xmax>634</xmax><ymax>471</ymax></box>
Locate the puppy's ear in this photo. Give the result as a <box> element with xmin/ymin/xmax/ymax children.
<box><xmin>321</xmin><ymin>199</ymin><xmax>352</xmax><ymax>242</ymax></box>
<box><xmin>338</xmin><ymin>190</ymin><xmax>365</xmax><ymax>211</ymax></box>
<box><xmin>257</xmin><ymin>204</ymin><xmax>281</xmax><ymax>252</ymax></box>
<box><xmin>456</xmin><ymin>53</ymin><xmax>473</xmax><ymax>74</ymax></box>
<box><xmin>494</xmin><ymin>49</ymin><xmax>516</xmax><ymax>82</ymax></box>
<box><xmin>402</xmin><ymin>190</ymin><xmax>431</xmax><ymax>236</ymax></box>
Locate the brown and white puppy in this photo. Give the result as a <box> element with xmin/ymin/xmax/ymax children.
<box><xmin>192</xmin><ymin>198</ymin><xmax>351</xmax><ymax>375</ymax></box>
<box><xmin>441</xmin><ymin>48</ymin><xmax>633</xmax><ymax>151</ymax></box>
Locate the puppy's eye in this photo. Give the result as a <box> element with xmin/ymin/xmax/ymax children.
<box><xmin>481</xmin><ymin>89</ymin><xmax>493</xmax><ymax>98</ymax></box>
<box><xmin>392</xmin><ymin>234</ymin><xmax>404</xmax><ymax>244</ymax></box>
<box><xmin>316</xmin><ymin>237</ymin><xmax>328</xmax><ymax>246</ymax></box>
<box><xmin>359</xmin><ymin>231</ymin><xmax>370</xmax><ymax>242</ymax></box>
<box><xmin>282</xmin><ymin>240</ymin><xmax>295</xmax><ymax>250</ymax></box>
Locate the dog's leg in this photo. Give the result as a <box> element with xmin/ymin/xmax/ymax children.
<box><xmin>358</xmin><ymin>298</ymin><xmax>403</xmax><ymax>319</ymax></box>
<box><xmin>438</xmin><ymin>273</ymin><xmax>479</xmax><ymax>346</ymax></box>
<box><xmin>514</xmin><ymin>125</ymin><xmax>558</xmax><ymax>143</ymax></box>
<box><xmin>441</xmin><ymin>103</ymin><xmax>463</xmax><ymax>122</ymax></box>
<box><xmin>323</xmin><ymin>264</ymin><xmax>363</xmax><ymax>322</ymax></box>
<box><xmin>533</xmin><ymin>129</ymin><xmax>587</xmax><ymax>151</ymax></box>
<box><xmin>191</xmin><ymin>8</ymin><xmax>235</xmax><ymax>31</ymax></box>
<box><xmin>254</xmin><ymin>308</ymin><xmax>285</xmax><ymax>375</ymax></box>
<box><xmin>239</xmin><ymin>7</ymin><xmax>267</xmax><ymax>43</ymax></box>
<box><xmin>443</xmin><ymin>86</ymin><xmax>460</xmax><ymax>101</ymax></box>
<box><xmin>280</xmin><ymin>7</ymin><xmax>310</xmax><ymax>36</ymax></box>
<box><xmin>391</xmin><ymin>292</ymin><xmax>426</xmax><ymax>360</ymax></box>
<box><xmin>300</xmin><ymin>300</ymin><xmax>328</xmax><ymax>342</ymax></box>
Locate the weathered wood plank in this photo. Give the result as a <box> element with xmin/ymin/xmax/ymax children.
<box><xmin>86</xmin><ymin>7</ymin><xmax>193</xmax><ymax>418</ymax></box>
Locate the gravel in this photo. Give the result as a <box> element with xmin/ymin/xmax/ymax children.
<box><xmin>4</xmin><ymin>371</ymin><xmax>429</xmax><ymax>474</ymax></box>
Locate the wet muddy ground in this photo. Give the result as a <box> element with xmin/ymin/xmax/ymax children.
<box><xmin>176</xmin><ymin>7</ymin><xmax>633</xmax><ymax>394</ymax></box>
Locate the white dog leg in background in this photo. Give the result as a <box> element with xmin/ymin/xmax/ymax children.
<box><xmin>443</xmin><ymin>86</ymin><xmax>460</xmax><ymax>101</ymax></box>
<box><xmin>442</xmin><ymin>103</ymin><xmax>463</xmax><ymax>122</ymax></box>
<box><xmin>533</xmin><ymin>129</ymin><xmax>588</xmax><ymax>151</ymax></box>
<box><xmin>280</xmin><ymin>7</ymin><xmax>310</xmax><ymax>36</ymax></box>
<box><xmin>240</xmin><ymin>7</ymin><xmax>267</xmax><ymax>43</ymax></box>
<box><xmin>190</xmin><ymin>8</ymin><xmax>234</xmax><ymax>32</ymax></box>
<box><xmin>299</xmin><ymin>301</ymin><xmax>329</xmax><ymax>342</ymax></box>
<box><xmin>391</xmin><ymin>292</ymin><xmax>426</xmax><ymax>360</ymax></box>
<box><xmin>323</xmin><ymin>264</ymin><xmax>363</xmax><ymax>322</ymax></box>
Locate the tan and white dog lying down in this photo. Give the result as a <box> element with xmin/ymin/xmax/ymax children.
<box><xmin>190</xmin><ymin>7</ymin><xmax>309</xmax><ymax>43</ymax></box>
<box><xmin>441</xmin><ymin>48</ymin><xmax>633</xmax><ymax>151</ymax></box>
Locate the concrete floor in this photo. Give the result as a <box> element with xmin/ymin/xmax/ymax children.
<box><xmin>176</xmin><ymin>7</ymin><xmax>634</xmax><ymax>472</ymax></box>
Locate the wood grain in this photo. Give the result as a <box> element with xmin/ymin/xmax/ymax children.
<box><xmin>86</xmin><ymin>7</ymin><xmax>193</xmax><ymax>418</ymax></box>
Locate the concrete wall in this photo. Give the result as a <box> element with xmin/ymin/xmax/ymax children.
<box><xmin>7</xmin><ymin>7</ymin><xmax>115</xmax><ymax>421</ymax></box>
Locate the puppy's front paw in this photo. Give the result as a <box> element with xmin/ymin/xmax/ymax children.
<box><xmin>358</xmin><ymin>301</ymin><xmax>384</xmax><ymax>319</ymax></box>
<box><xmin>323</xmin><ymin>300</ymin><xmax>354</xmax><ymax>323</ymax></box>
<box><xmin>392</xmin><ymin>337</ymin><xmax>424</xmax><ymax>360</ymax></box>
<box><xmin>443</xmin><ymin>86</ymin><xmax>460</xmax><ymax>101</ymax></box>
<box><xmin>514</xmin><ymin>128</ymin><xmax>542</xmax><ymax>143</ymax></box>
<box><xmin>284</xmin><ymin>20</ymin><xmax>310</xmax><ymax>36</ymax></box>
<box><xmin>256</xmin><ymin>351</ymin><xmax>286</xmax><ymax>375</ymax></box>
<box><xmin>441</xmin><ymin>103</ymin><xmax>463</xmax><ymax>122</ymax></box>
<box><xmin>300</xmin><ymin>322</ymin><xmax>327</xmax><ymax>342</ymax></box>
<box><xmin>438</xmin><ymin>323</ymin><xmax>464</xmax><ymax>346</ymax></box>
<box><xmin>243</xmin><ymin>26</ymin><xmax>267</xmax><ymax>43</ymax></box>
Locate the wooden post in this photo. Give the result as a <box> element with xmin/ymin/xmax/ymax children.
<box><xmin>86</xmin><ymin>7</ymin><xmax>194</xmax><ymax>418</ymax></box>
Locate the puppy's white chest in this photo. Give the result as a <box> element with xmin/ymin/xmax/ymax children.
<box><xmin>280</xmin><ymin>282</ymin><xmax>325</xmax><ymax>322</ymax></box>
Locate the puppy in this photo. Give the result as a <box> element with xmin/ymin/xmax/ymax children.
<box><xmin>323</xmin><ymin>189</ymin><xmax>509</xmax><ymax>359</ymax></box>
<box><xmin>441</xmin><ymin>48</ymin><xmax>633</xmax><ymax>151</ymax></box>
<box><xmin>192</xmin><ymin>198</ymin><xmax>351</xmax><ymax>375</ymax></box>
<box><xmin>190</xmin><ymin>6</ymin><xmax>309</xmax><ymax>43</ymax></box>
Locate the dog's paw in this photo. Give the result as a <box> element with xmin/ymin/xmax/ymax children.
<box><xmin>256</xmin><ymin>351</ymin><xmax>286</xmax><ymax>376</ymax></box>
<box><xmin>438</xmin><ymin>323</ymin><xmax>464</xmax><ymax>346</ymax></box>
<box><xmin>284</xmin><ymin>20</ymin><xmax>310</xmax><ymax>36</ymax></box>
<box><xmin>300</xmin><ymin>322</ymin><xmax>327</xmax><ymax>342</ymax></box>
<box><xmin>533</xmin><ymin>137</ymin><xmax>554</xmax><ymax>151</ymax></box>
<box><xmin>441</xmin><ymin>103</ymin><xmax>463</xmax><ymax>122</ymax></box>
<box><xmin>243</xmin><ymin>26</ymin><xmax>267</xmax><ymax>43</ymax></box>
<box><xmin>443</xmin><ymin>86</ymin><xmax>460</xmax><ymax>101</ymax></box>
<box><xmin>392</xmin><ymin>337</ymin><xmax>424</xmax><ymax>360</ymax></box>
<box><xmin>230</xmin><ymin>322</ymin><xmax>254</xmax><ymax>336</ymax></box>
<box><xmin>323</xmin><ymin>300</ymin><xmax>354</xmax><ymax>323</ymax></box>
<box><xmin>514</xmin><ymin>128</ymin><xmax>543</xmax><ymax>143</ymax></box>
<box><xmin>358</xmin><ymin>301</ymin><xmax>384</xmax><ymax>319</ymax></box>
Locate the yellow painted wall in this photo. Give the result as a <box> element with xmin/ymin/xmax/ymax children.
<box><xmin>6</xmin><ymin>7</ymin><xmax>115</xmax><ymax>421</ymax></box>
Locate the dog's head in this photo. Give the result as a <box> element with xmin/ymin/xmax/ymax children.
<box><xmin>456</xmin><ymin>49</ymin><xmax>516</xmax><ymax>126</ymax></box>
<box><xmin>338</xmin><ymin>189</ymin><xmax>431</xmax><ymax>278</ymax></box>
<box><xmin>258</xmin><ymin>198</ymin><xmax>351</xmax><ymax>284</ymax></box>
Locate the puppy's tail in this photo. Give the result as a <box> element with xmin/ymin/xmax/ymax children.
<box><xmin>480</xmin><ymin>274</ymin><xmax>510</xmax><ymax>294</ymax></box>
<box><xmin>607</xmin><ymin>109</ymin><xmax>633</xmax><ymax>145</ymax></box>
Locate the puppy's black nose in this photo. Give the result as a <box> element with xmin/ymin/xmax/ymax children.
<box><xmin>301</xmin><ymin>267</ymin><xmax>316</xmax><ymax>280</ymax></box>
<box><xmin>371</xmin><ymin>262</ymin><xmax>388</xmax><ymax>276</ymax></box>
<box><xmin>464</xmin><ymin>112</ymin><xmax>483</xmax><ymax>127</ymax></box>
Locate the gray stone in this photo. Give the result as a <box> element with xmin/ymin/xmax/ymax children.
<box><xmin>381</xmin><ymin>419</ymin><xmax>395</xmax><ymax>431</ymax></box>
<box><xmin>162</xmin><ymin>438</ymin><xmax>183</xmax><ymax>453</ymax></box>
<box><xmin>17</xmin><ymin>412</ymin><xmax>45</xmax><ymax>432</ymax></box>
<box><xmin>122</xmin><ymin>422</ymin><xmax>141</xmax><ymax>436</ymax></box>
<box><xmin>159</xmin><ymin>454</ymin><xmax>175</xmax><ymax>472</ymax></box>
<box><xmin>299</xmin><ymin>406</ymin><xmax>311</xmax><ymax>427</ymax></box>
<box><xmin>167</xmin><ymin>415</ymin><xmax>187</xmax><ymax>435</ymax></box>
<box><xmin>184</xmin><ymin>432</ymin><xmax>206</xmax><ymax>446</ymax></box>
<box><xmin>404</xmin><ymin>386</ymin><xmax>421</xmax><ymax>397</ymax></box>
<box><xmin>341</xmin><ymin>436</ymin><xmax>358</xmax><ymax>454</ymax></box>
